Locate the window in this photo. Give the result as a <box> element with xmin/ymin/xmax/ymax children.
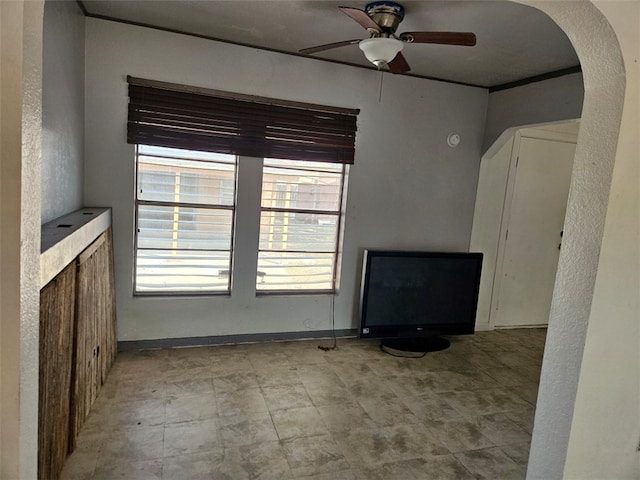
<box><xmin>258</xmin><ymin>159</ymin><xmax>345</xmax><ymax>292</ymax></box>
<box><xmin>135</xmin><ymin>145</ymin><xmax>236</xmax><ymax>294</ymax></box>
<box><xmin>127</xmin><ymin>76</ymin><xmax>357</xmax><ymax>295</ymax></box>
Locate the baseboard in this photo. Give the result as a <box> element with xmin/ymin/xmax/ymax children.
<box><xmin>118</xmin><ymin>329</ymin><xmax>358</xmax><ymax>352</ymax></box>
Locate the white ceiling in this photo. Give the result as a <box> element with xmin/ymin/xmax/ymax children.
<box><xmin>80</xmin><ymin>0</ymin><xmax>580</xmax><ymax>88</ymax></box>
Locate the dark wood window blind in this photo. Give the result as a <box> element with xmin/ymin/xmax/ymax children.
<box><xmin>127</xmin><ymin>76</ymin><xmax>359</xmax><ymax>164</ymax></box>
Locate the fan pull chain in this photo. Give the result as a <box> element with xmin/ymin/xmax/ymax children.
<box><xmin>378</xmin><ymin>70</ymin><xmax>384</xmax><ymax>102</ymax></box>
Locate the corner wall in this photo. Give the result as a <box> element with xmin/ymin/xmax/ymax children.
<box><xmin>483</xmin><ymin>72</ymin><xmax>584</xmax><ymax>152</ymax></box>
<box><xmin>41</xmin><ymin>0</ymin><xmax>85</xmax><ymax>224</ymax></box>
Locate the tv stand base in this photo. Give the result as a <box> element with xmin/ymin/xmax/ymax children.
<box><xmin>380</xmin><ymin>336</ymin><xmax>450</xmax><ymax>356</ymax></box>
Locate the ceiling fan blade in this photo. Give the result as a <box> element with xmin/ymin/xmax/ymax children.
<box><xmin>399</xmin><ymin>32</ymin><xmax>477</xmax><ymax>46</ymax></box>
<box><xmin>387</xmin><ymin>52</ymin><xmax>411</xmax><ymax>74</ymax></box>
<box><xmin>299</xmin><ymin>39</ymin><xmax>362</xmax><ymax>55</ymax></box>
<box><xmin>339</xmin><ymin>6</ymin><xmax>381</xmax><ymax>32</ymax></box>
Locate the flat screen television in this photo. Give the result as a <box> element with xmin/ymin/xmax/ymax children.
<box><xmin>359</xmin><ymin>250</ymin><xmax>483</xmax><ymax>353</ymax></box>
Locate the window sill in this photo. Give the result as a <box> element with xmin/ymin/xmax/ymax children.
<box><xmin>256</xmin><ymin>289</ymin><xmax>336</xmax><ymax>297</ymax></box>
<box><xmin>133</xmin><ymin>291</ymin><xmax>231</xmax><ymax>298</ymax></box>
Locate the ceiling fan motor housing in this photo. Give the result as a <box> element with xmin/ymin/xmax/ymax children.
<box><xmin>364</xmin><ymin>1</ymin><xmax>405</xmax><ymax>33</ymax></box>
<box><xmin>299</xmin><ymin>1</ymin><xmax>475</xmax><ymax>75</ymax></box>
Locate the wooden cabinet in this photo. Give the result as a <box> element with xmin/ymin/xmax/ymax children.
<box><xmin>38</xmin><ymin>211</ymin><xmax>116</xmax><ymax>480</ymax></box>
<box><xmin>38</xmin><ymin>264</ymin><xmax>76</xmax><ymax>480</ymax></box>
<box><xmin>69</xmin><ymin>230</ymin><xmax>117</xmax><ymax>449</ymax></box>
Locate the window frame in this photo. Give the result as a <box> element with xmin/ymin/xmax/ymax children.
<box><xmin>256</xmin><ymin>159</ymin><xmax>348</xmax><ymax>295</ymax></box>
<box><xmin>127</xmin><ymin>77</ymin><xmax>358</xmax><ymax>297</ymax></box>
<box><xmin>133</xmin><ymin>145</ymin><xmax>238</xmax><ymax>296</ymax></box>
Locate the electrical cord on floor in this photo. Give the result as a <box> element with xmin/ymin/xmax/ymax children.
<box><xmin>318</xmin><ymin>295</ymin><xmax>337</xmax><ymax>351</ymax></box>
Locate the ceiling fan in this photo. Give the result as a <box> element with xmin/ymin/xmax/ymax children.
<box><xmin>299</xmin><ymin>1</ymin><xmax>476</xmax><ymax>74</ymax></box>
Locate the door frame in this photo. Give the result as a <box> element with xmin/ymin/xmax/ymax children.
<box><xmin>470</xmin><ymin>120</ymin><xmax>580</xmax><ymax>331</ymax></box>
<box><xmin>490</xmin><ymin>127</ymin><xmax>578</xmax><ymax>328</ymax></box>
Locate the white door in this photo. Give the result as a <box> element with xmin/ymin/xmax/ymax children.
<box><xmin>493</xmin><ymin>136</ymin><xmax>576</xmax><ymax>327</ymax></box>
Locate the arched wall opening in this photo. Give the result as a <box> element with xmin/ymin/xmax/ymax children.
<box><xmin>513</xmin><ymin>2</ymin><xmax>633</xmax><ymax>479</ymax></box>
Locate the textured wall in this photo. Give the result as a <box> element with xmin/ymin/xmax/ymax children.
<box><xmin>19</xmin><ymin>2</ymin><xmax>44</xmax><ymax>475</ymax></box>
<box><xmin>520</xmin><ymin>1</ymin><xmax>628</xmax><ymax>479</ymax></box>
<box><xmin>0</xmin><ymin>2</ymin><xmax>44</xmax><ymax>479</ymax></box>
<box><xmin>562</xmin><ymin>0</ymin><xmax>639</xmax><ymax>477</ymax></box>
<box><xmin>41</xmin><ymin>0</ymin><xmax>85</xmax><ymax>224</ymax></box>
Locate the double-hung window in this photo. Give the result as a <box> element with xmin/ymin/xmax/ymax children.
<box><xmin>127</xmin><ymin>76</ymin><xmax>357</xmax><ymax>295</ymax></box>
<box><xmin>258</xmin><ymin>159</ymin><xmax>345</xmax><ymax>292</ymax></box>
<box><xmin>135</xmin><ymin>146</ymin><xmax>236</xmax><ymax>294</ymax></box>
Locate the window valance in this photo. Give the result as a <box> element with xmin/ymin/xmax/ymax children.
<box><xmin>127</xmin><ymin>76</ymin><xmax>359</xmax><ymax>164</ymax></box>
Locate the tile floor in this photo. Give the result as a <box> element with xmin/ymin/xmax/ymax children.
<box><xmin>61</xmin><ymin>328</ymin><xmax>546</xmax><ymax>480</ymax></box>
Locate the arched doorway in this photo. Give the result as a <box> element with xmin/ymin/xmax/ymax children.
<box><xmin>515</xmin><ymin>2</ymin><xmax>633</xmax><ymax>479</ymax></box>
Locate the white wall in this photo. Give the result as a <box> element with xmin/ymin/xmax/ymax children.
<box><xmin>522</xmin><ymin>1</ymin><xmax>632</xmax><ymax>478</ymax></box>
<box><xmin>470</xmin><ymin>135</ymin><xmax>514</xmax><ymax>331</ymax></box>
<box><xmin>84</xmin><ymin>18</ymin><xmax>488</xmax><ymax>342</ymax></box>
<box><xmin>563</xmin><ymin>0</ymin><xmax>639</xmax><ymax>477</ymax></box>
<box><xmin>41</xmin><ymin>0</ymin><xmax>84</xmax><ymax>224</ymax></box>
<box><xmin>483</xmin><ymin>72</ymin><xmax>584</xmax><ymax>152</ymax></box>
<box><xmin>0</xmin><ymin>1</ymin><xmax>43</xmax><ymax>478</ymax></box>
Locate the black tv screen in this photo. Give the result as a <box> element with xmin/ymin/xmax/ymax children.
<box><xmin>359</xmin><ymin>250</ymin><xmax>483</xmax><ymax>341</ymax></box>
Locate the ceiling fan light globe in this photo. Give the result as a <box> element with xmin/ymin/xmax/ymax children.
<box><xmin>358</xmin><ymin>37</ymin><xmax>404</xmax><ymax>66</ymax></box>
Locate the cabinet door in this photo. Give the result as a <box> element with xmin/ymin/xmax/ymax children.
<box><xmin>39</xmin><ymin>263</ymin><xmax>76</xmax><ymax>480</ymax></box>
<box><xmin>69</xmin><ymin>228</ymin><xmax>117</xmax><ymax>449</ymax></box>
